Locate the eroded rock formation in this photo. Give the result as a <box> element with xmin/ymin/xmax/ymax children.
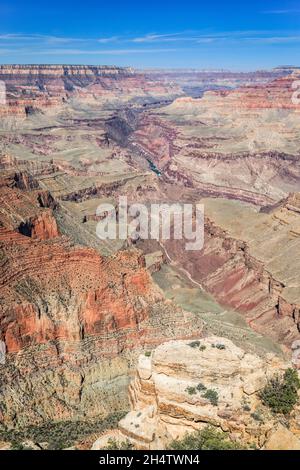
<box><xmin>0</xmin><ymin>65</ymin><xmax>181</xmax><ymax>117</ymax></box>
<box><xmin>130</xmin><ymin>72</ymin><xmax>300</xmax><ymax>203</ymax></box>
<box><xmin>161</xmin><ymin>196</ymin><xmax>300</xmax><ymax>347</ymax></box>
<box><xmin>0</xmin><ymin>173</ymin><xmax>203</xmax><ymax>428</ymax></box>
<box><xmin>92</xmin><ymin>337</ymin><xmax>300</xmax><ymax>450</ymax></box>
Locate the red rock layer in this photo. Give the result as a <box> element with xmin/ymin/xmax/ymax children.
<box><xmin>0</xmin><ymin>65</ymin><xmax>180</xmax><ymax>116</ymax></box>
<box><xmin>0</xmin><ymin>172</ymin><xmax>203</xmax><ymax>427</ymax></box>
<box><xmin>207</xmin><ymin>72</ymin><xmax>300</xmax><ymax>110</ymax></box>
<box><xmin>164</xmin><ymin>218</ymin><xmax>300</xmax><ymax>346</ymax></box>
<box><xmin>0</xmin><ymin>173</ymin><xmax>198</xmax><ymax>353</ymax></box>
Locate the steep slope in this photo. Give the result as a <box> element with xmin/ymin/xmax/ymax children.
<box><xmin>0</xmin><ymin>65</ymin><xmax>300</xmax><ymax>442</ymax></box>
<box><xmin>0</xmin><ymin>172</ymin><xmax>203</xmax><ymax>429</ymax></box>
<box><xmin>160</xmin><ymin>195</ymin><xmax>300</xmax><ymax>346</ymax></box>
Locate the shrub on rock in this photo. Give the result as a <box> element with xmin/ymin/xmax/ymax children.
<box><xmin>260</xmin><ymin>368</ymin><xmax>300</xmax><ymax>415</ymax></box>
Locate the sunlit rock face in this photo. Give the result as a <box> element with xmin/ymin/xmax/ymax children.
<box><xmin>160</xmin><ymin>195</ymin><xmax>300</xmax><ymax>347</ymax></box>
<box><xmin>0</xmin><ymin>172</ymin><xmax>203</xmax><ymax>428</ymax></box>
<box><xmin>0</xmin><ymin>64</ymin><xmax>181</xmax><ymax>117</ymax></box>
<box><xmin>92</xmin><ymin>337</ymin><xmax>300</xmax><ymax>450</ymax></box>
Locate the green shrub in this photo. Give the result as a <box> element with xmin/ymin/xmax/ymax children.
<box><xmin>249</xmin><ymin>442</ymin><xmax>258</xmax><ymax>450</ymax></box>
<box><xmin>144</xmin><ymin>351</ymin><xmax>151</xmax><ymax>357</ymax></box>
<box><xmin>47</xmin><ymin>439</ymin><xmax>66</xmax><ymax>450</ymax></box>
<box><xmin>103</xmin><ymin>438</ymin><xmax>133</xmax><ymax>450</ymax></box>
<box><xmin>188</xmin><ymin>341</ymin><xmax>206</xmax><ymax>351</ymax></box>
<box><xmin>215</xmin><ymin>343</ymin><xmax>226</xmax><ymax>350</ymax></box>
<box><xmin>196</xmin><ymin>382</ymin><xmax>207</xmax><ymax>392</ymax></box>
<box><xmin>170</xmin><ymin>426</ymin><xmax>245</xmax><ymax>450</ymax></box>
<box><xmin>260</xmin><ymin>368</ymin><xmax>300</xmax><ymax>415</ymax></box>
<box><xmin>250</xmin><ymin>412</ymin><xmax>263</xmax><ymax>422</ymax></box>
<box><xmin>285</xmin><ymin>368</ymin><xmax>300</xmax><ymax>388</ymax></box>
<box><xmin>243</xmin><ymin>404</ymin><xmax>251</xmax><ymax>412</ymax></box>
<box><xmin>186</xmin><ymin>386</ymin><xmax>197</xmax><ymax>395</ymax></box>
<box><xmin>10</xmin><ymin>441</ymin><xmax>26</xmax><ymax>451</ymax></box>
<box><xmin>203</xmin><ymin>389</ymin><xmax>219</xmax><ymax>406</ymax></box>
<box><xmin>0</xmin><ymin>411</ymin><xmax>127</xmax><ymax>450</ymax></box>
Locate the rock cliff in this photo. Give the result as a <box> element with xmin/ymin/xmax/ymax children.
<box><xmin>130</xmin><ymin>72</ymin><xmax>300</xmax><ymax>204</ymax></box>
<box><xmin>161</xmin><ymin>196</ymin><xmax>300</xmax><ymax>348</ymax></box>
<box><xmin>92</xmin><ymin>337</ymin><xmax>300</xmax><ymax>450</ymax></box>
<box><xmin>0</xmin><ymin>65</ymin><xmax>181</xmax><ymax>117</ymax></box>
<box><xmin>0</xmin><ymin>172</ymin><xmax>203</xmax><ymax>429</ymax></box>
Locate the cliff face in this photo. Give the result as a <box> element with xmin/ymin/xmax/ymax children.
<box><xmin>208</xmin><ymin>73</ymin><xmax>300</xmax><ymax>110</ymax></box>
<box><xmin>166</xmin><ymin>71</ymin><xmax>300</xmax><ymax>111</ymax></box>
<box><xmin>161</xmin><ymin>196</ymin><xmax>300</xmax><ymax>348</ymax></box>
<box><xmin>0</xmin><ymin>65</ymin><xmax>134</xmax><ymax>76</ymax></box>
<box><xmin>0</xmin><ymin>65</ymin><xmax>181</xmax><ymax>117</ymax></box>
<box><xmin>18</xmin><ymin>211</ymin><xmax>59</xmax><ymax>240</ymax></box>
<box><xmin>0</xmin><ymin>173</ymin><xmax>203</xmax><ymax>428</ymax></box>
<box><xmin>92</xmin><ymin>337</ymin><xmax>300</xmax><ymax>450</ymax></box>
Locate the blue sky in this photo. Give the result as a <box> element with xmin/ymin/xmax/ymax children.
<box><xmin>0</xmin><ymin>0</ymin><xmax>299</xmax><ymax>69</ymax></box>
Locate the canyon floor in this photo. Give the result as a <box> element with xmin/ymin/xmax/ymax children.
<box><xmin>0</xmin><ymin>65</ymin><xmax>299</xmax><ymax>450</ymax></box>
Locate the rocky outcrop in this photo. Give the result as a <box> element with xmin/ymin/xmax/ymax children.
<box><xmin>92</xmin><ymin>336</ymin><xmax>300</xmax><ymax>450</ymax></box>
<box><xmin>128</xmin><ymin>72</ymin><xmax>300</xmax><ymax>204</ymax></box>
<box><xmin>213</xmin><ymin>73</ymin><xmax>300</xmax><ymax>110</ymax></box>
<box><xmin>0</xmin><ymin>237</ymin><xmax>203</xmax><ymax>427</ymax></box>
<box><xmin>145</xmin><ymin>69</ymin><xmax>289</xmax><ymax>95</ymax></box>
<box><xmin>0</xmin><ymin>65</ymin><xmax>134</xmax><ymax>77</ymax></box>
<box><xmin>169</xmin><ymin>72</ymin><xmax>300</xmax><ymax>111</ymax></box>
<box><xmin>18</xmin><ymin>211</ymin><xmax>59</xmax><ymax>240</ymax></box>
<box><xmin>1</xmin><ymin>65</ymin><xmax>300</xmax><ymax>443</ymax></box>
<box><xmin>0</xmin><ymin>174</ymin><xmax>203</xmax><ymax>429</ymax></box>
<box><xmin>264</xmin><ymin>423</ymin><xmax>300</xmax><ymax>450</ymax></box>
<box><xmin>130</xmin><ymin>122</ymin><xmax>300</xmax><ymax>205</ymax></box>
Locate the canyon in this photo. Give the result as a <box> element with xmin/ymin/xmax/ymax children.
<box><xmin>0</xmin><ymin>65</ymin><xmax>299</xmax><ymax>449</ymax></box>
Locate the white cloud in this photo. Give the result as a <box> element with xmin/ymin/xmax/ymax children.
<box><xmin>130</xmin><ymin>30</ymin><xmax>300</xmax><ymax>45</ymax></box>
<box><xmin>249</xmin><ymin>36</ymin><xmax>300</xmax><ymax>44</ymax></box>
<box><xmin>262</xmin><ymin>9</ymin><xmax>300</xmax><ymax>14</ymax></box>
<box><xmin>1</xmin><ymin>28</ymin><xmax>299</xmax><ymax>58</ymax></box>
<box><xmin>97</xmin><ymin>36</ymin><xmax>119</xmax><ymax>44</ymax></box>
<box><xmin>132</xmin><ymin>32</ymin><xmax>186</xmax><ymax>43</ymax></box>
<box><xmin>0</xmin><ymin>33</ymin><xmax>86</xmax><ymax>43</ymax></box>
<box><xmin>32</xmin><ymin>48</ymin><xmax>184</xmax><ymax>56</ymax></box>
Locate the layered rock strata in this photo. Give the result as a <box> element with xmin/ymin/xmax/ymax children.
<box><xmin>0</xmin><ymin>65</ymin><xmax>180</xmax><ymax>117</ymax></box>
<box><xmin>130</xmin><ymin>73</ymin><xmax>300</xmax><ymax>203</ymax></box>
<box><xmin>162</xmin><ymin>196</ymin><xmax>300</xmax><ymax>347</ymax></box>
<box><xmin>0</xmin><ymin>173</ymin><xmax>203</xmax><ymax>428</ymax></box>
